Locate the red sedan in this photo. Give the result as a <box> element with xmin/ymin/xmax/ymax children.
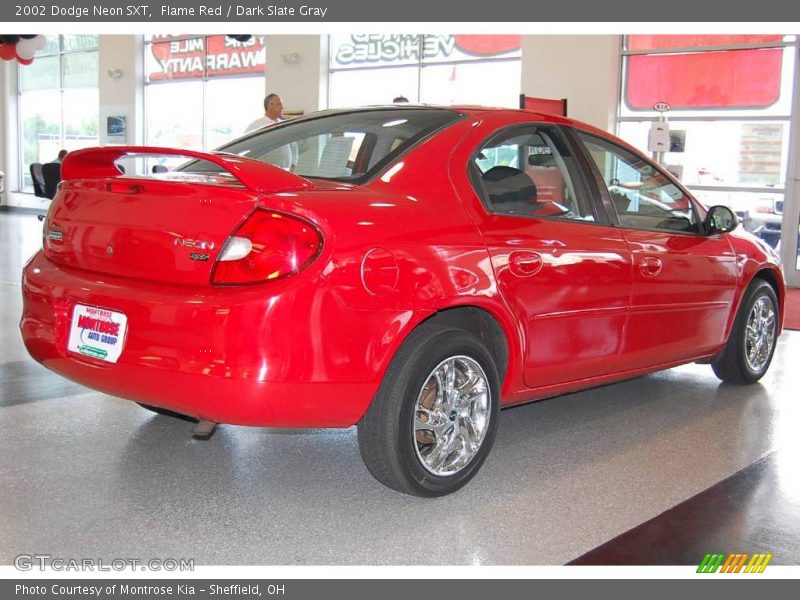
<box><xmin>20</xmin><ymin>106</ymin><xmax>785</xmax><ymax>496</ymax></box>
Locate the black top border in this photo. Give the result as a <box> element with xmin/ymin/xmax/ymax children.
<box><xmin>2</xmin><ymin>0</ymin><xmax>799</xmax><ymax>23</ymax></box>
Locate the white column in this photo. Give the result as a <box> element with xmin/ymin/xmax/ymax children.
<box><xmin>0</xmin><ymin>60</ymin><xmax>8</xmax><ymax>205</ymax></box>
<box><xmin>780</xmin><ymin>42</ymin><xmax>800</xmax><ymax>287</ymax></box>
<box><xmin>1</xmin><ymin>60</ymin><xmax>25</xmax><ymax>207</ymax></box>
<box><xmin>264</xmin><ymin>35</ymin><xmax>328</xmax><ymax>117</ymax></box>
<box><xmin>520</xmin><ymin>35</ymin><xmax>621</xmax><ymax>132</ymax></box>
<box><xmin>98</xmin><ymin>35</ymin><xmax>144</xmax><ymax>146</ymax></box>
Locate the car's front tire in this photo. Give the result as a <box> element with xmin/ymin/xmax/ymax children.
<box><xmin>712</xmin><ymin>279</ymin><xmax>779</xmax><ymax>384</ymax></box>
<box><xmin>357</xmin><ymin>323</ymin><xmax>500</xmax><ymax>497</ymax></box>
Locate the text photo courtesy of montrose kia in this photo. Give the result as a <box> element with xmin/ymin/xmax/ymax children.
<box><xmin>21</xmin><ymin>105</ymin><xmax>784</xmax><ymax>497</ymax></box>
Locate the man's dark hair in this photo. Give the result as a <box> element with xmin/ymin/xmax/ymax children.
<box><xmin>393</xmin><ymin>96</ymin><xmax>409</xmax><ymax>103</ymax></box>
<box><xmin>264</xmin><ymin>93</ymin><xmax>279</xmax><ymax>111</ymax></box>
<box><xmin>57</xmin><ymin>149</ymin><xmax>68</xmax><ymax>160</ymax></box>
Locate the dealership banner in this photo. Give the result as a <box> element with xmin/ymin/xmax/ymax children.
<box><xmin>146</xmin><ymin>35</ymin><xmax>267</xmax><ymax>80</ymax></box>
<box><xmin>2</xmin><ymin>580</ymin><xmax>799</xmax><ymax>599</ymax></box>
<box><xmin>1</xmin><ymin>0</ymin><xmax>800</xmax><ymax>22</ymax></box>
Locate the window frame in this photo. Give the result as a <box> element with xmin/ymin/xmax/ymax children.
<box><xmin>467</xmin><ymin>123</ymin><xmax>609</xmax><ymax>226</ymax></box>
<box><xmin>16</xmin><ymin>35</ymin><xmax>99</xmax><ymax>193</ymax></box>
<box><xmin>620</xmin><ymin>36</ymin><xmax>797</xmax><ymax>115</ymax></box>
<box><xmin>572</xmin><ymin>129</ymin><xmax>713</xmax><ymax>238</ymax></box>
<box><xmin>615</xmin><ymin>35</ymin><xmax>800</xmax><ymax>251</ymax></box>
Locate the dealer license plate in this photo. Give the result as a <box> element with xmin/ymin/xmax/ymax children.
<box><xmin>67</xmin><ymin>304</ymin><xmax>128</xmax><ymax>363</ymax></box>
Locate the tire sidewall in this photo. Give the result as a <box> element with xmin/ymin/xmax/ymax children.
<box><xmin>395</xmin><ymin>330</ymin><xmax>500</xmax><ymax>497</ymax></box>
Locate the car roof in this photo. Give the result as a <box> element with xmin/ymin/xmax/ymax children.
<box><xmin>311</xmin><ymin>104</ymin><xmax>604</xmax><ymax>135</ymax></box>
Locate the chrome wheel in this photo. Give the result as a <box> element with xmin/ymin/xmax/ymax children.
<box><xmin>413</xmin><ymin>355</ymin><xmax>491</xmax><ymax>476</ymax></box>
<box><xmin>744</xmin><ymin>295</ymin><xmax>776</xmax><ymax>372</ymax></box>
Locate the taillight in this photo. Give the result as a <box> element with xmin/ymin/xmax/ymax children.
<box><xmin>211</xmin><ymin>209</ymin><xmax>322</xmax><ymax>285</ymax></box>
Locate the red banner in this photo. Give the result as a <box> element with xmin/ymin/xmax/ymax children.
<box><xmin>628</xmin><ymin>34</ymin><xmax>782</xmax><ymax>51</ymax></box>
<box><xmin>626</xmin><ymin>49</ymin><xmax>782</xmax><ymax>110</ymax></box>
<box><xmin>148</xmin><ymin>35</ymin><xmax>266</xmax><ymax>81</ymax></box>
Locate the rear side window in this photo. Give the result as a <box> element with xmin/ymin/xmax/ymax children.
<box><xmin>183</xmin><ymin>108</ymin><xmax>463</xmax><ymax>183</ymax></box>
<box><xmin>471</xmin><ymin>125</ymin><xmax>595</xmax><ymax>222</ymax></box>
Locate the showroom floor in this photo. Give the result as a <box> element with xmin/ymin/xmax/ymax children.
<box><xmin>1</xmin><ymin>211</ymin><xmax>798</xmax><ymax>566</ymax></box>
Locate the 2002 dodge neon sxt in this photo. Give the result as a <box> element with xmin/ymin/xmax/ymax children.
<box><xmin>20</xmin><ymin>106</ymin><xmax>785</xmax><ymax>496</ymax></box>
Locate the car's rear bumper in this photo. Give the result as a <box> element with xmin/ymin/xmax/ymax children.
<box><xmin>20</xmin><ymin>251</ymin><xmax>415</xmax><ymax>427</ymax></box>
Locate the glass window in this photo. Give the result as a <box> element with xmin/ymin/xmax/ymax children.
<box><xmin>143</xmin><ymin>80</ymin><xmax>204</xmax><ymax>163</ymax></box>
<box><xmin>19</xmin><ymin>55</ymin><xmax>60</xmax><ymax>91</ymax></box>
<box><xmin>579</xmin><ymin>133</ymin><xmax>701</xmax><ymax>234</ymax></box>
<box><xmin>617</xmin><ymin>34</ymin><xmax>796</xmax><ymax>249</ymax></box>
<box><xmin>329</xmin><ymin>67</ymin><xmax>420</xmax><ymax>108</ymax></box>
<box><xmin>144</xmin><ymin>35</ymin><xmax>268</xmax><ymax>152</ymax></box>
<box><xmin>20</xmin><ymin>90</ymin><xmax>62</xmax><ymax>189</ymax></box>
<box><xmin>329</xmin><ymin>34</ymin><xmax>521</xmax><ymax>108</ymax></box>
<box><xmin>62</xmin><ymin>51</ymin><xmax>99</xmax><ymax>88</ymax></box>
<box><xmin>61</xmin><ymin>34</ymin><xmax>99</xmax><ymax>53</ymax></box>
<box><xmin>180</xmin><ymin>108</ymin><xmax>463</xmax><ymax>182</ymax></box>
<box><xmin>617</xmin><ymin>120</ymin><xmax>790</xmax><ymax>189</ymax></box>
<box><xmin>329</xmin><ymin>34</ymin><xmax>423</xmax><ymax>68</ymax></box>
<box><xmin>620</xmin><ymin>42</ymin><xmax>795</xmax><ymax>118</ymax></box>
<box><xmin>420</xmin><ymin>61</ymin><xmax>521</xmax><ymax>107</ymax></box>
<box><xmin>17</xmin><ymin>35</ymin><xmax>99</xmax><ymax>192</ymax></box>
<box><xmin>472</xmin><ymin>126</ymin><xmax>593</xmax><ymax>221</ymax></box>
<box><xmin>693</xmin><ymin>190</ymin><xmax>783</xmax><ymax>248</ymax></box>
<box><xmin>421</xmin><ymin>35</ymin><xmax>521</xmax><ymax>64</ymax></box>
<box><xmin>205</xmin><ymin>77</ymin><xmax>268</xmax><ymax>149</ymax></box>
<box><xmin>625</xmin><ymin>49</ymin><xmax>784</xmax><ymax>112</ymax></box>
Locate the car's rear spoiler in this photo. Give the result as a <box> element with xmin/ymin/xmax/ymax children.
<box><xmin>61</xmin><ymin>146</ymin><xmax>312</xmax><ymax>193</ymax></box>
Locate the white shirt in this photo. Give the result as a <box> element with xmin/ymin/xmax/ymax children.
<box><xmin>244</xmin><ymin>115</ymin><xmax>298</xmax><ymax>170</ymax></box>
<box><xmin>244</xmin><ymin>114</ymin><xmax>280</xmax><ymax>133</ymax></box>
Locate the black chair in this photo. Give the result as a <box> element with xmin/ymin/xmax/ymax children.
<box><xmin>30</xmin><ymin>163</ymin><xmax>46</xmax><ymax>198</ymax></box>
<box><xmin>481</xmin><ymin>165</ymin><xmax>538</xmax><ymax>214</ymax></box>
<box><xmin>41</xmin><ymin>162</ymin><xmax>62</xmax><ymax>200</ymax></box>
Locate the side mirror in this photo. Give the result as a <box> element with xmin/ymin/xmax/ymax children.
<box><xmin>705</xmin><ymin>205</ymin><xmax>738</xmax><ymax>235</ymax></box>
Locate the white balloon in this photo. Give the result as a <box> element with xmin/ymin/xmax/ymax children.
<box><xmin>33</xmin><ymin>35</ymin><xmax>47</xmax><ymax>50</ymax></box>
<box><xmin>16</xmin><ymin>38</ymin><xmax>37</xmax><ymax>60</ymax></box>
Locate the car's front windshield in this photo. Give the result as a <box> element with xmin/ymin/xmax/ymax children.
<box><xmin>179</xmin><ymin>107</ymin><xmax>463</xmax><ymax>183</ymax></box>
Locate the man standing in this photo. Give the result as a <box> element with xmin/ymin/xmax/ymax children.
<box><xmin>245</xmin><ymin>93</ymin><xmax>297</xmax><ymax>171</ymax></box>
<box><xmin>245</xmin><ymin>93</ymin><xmax>285</xmax><ymax>132</ymax></box>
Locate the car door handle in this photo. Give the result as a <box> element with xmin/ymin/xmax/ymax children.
<box><xmin>509</xmin><ymin>251</ymin><xmax>544</xmax><ymax>277</ymax></box>
<box><xmin>638</xmin><ymin>256</ymin><xmax>663</xmax><ymax>277</ymax></box>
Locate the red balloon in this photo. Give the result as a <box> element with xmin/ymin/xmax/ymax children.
<box><xmin>17</xmin><ymin>56</ymin><xmax>34</xmax><ymax>65</ymax></box>
<box><xmin>0</xmin><ymin>43</ymin><xmax>18</xmax><ymax>61</ymax></box>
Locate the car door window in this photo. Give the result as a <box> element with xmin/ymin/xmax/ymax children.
<box><xmin>471</xmin><ymin>126</ymin><xmax>595</xmax><ymax>221</ymax></box>
<box><xmin>577</xmin><ymin>132</ymin><xmax>702</xmax><ymax>234</ymax></box>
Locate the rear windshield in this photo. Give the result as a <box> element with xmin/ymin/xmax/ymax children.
<box><xmin>180</xmin><ymin>108</ymin><xmax>463</xmax><ymax>183</ymax></box>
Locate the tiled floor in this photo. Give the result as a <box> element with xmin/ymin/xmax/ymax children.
<box><xmin>1</xmin><ymin>211</ymin><xmax>798</xmax><ymax>565</ymax></box>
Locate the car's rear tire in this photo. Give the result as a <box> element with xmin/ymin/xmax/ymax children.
<box><xmin>711</xmin><ymin>279</ymin><xmax>779</xmax><ymax>384</ymax></box>
<box><xmin>136</xmin><ymin>403</ymin><xmax>196</xmax><ymax>422</ymax></box>
<box><xmin>357</xmin><ymin>323</ymin><xmax>500</xmax><ymax>497</ymax></box>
